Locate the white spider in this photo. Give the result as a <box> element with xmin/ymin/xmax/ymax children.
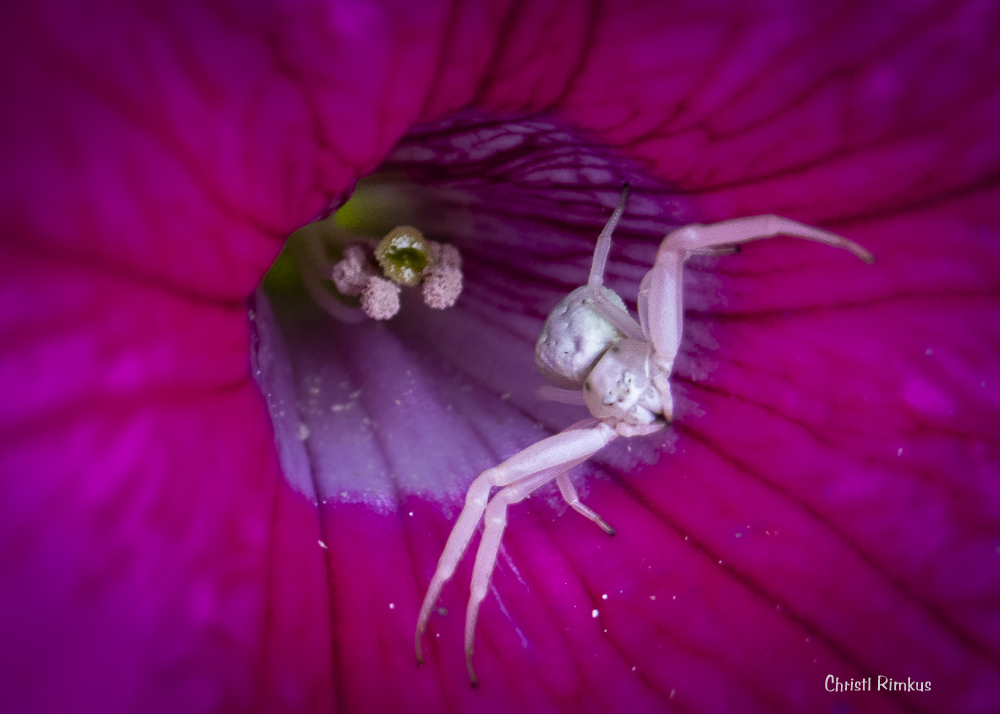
<box><xmin>415</xmin><ymin>185</ymin><xmax>873</xmax><ymax>685</ymax></box>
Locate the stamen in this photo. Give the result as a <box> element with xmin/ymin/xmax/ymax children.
<box><xmin>289</xmin><ymin>225</ymin><xmax>367</xmax><ymax>324</ymax></box>
<box><xmin>421</xmin><ymin>241</ymin><xmax>463</xmax><ymax>309</ymax></box>
<box><xmin>422</xmin><ymin>265</ymin><xmax>463</xmax><ymax>309</ymax></box>
<box><xmin>361</xmin><ymin>277</ymin><xmax>401</xmax><ymax>320</ymax></box>
<box><xmin>284</xmin><ymin>214</ymin><xmax>465</xmax><ymax>322</ymax></box>
<box><xmin>431</xmin><ymin>242</ymin><xmax>462</xmax><ymax>269</ymax></box>
<box><xmin>331</xmin><ymin>244</ymin><xmax>376</xmax><ymax>296</ymax></box>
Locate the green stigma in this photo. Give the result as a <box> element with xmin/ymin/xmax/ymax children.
<box><xmin>375</xmin><ymin>226</ymin><xmax>430</xmax><ymax>287</ymax></box>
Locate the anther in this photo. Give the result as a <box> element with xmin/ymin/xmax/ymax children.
<box><xmin>300</xmin><ymin>220</ymin><xmax>464</xmax><ymax>321</ymax></box>
<box><xmin>422</xmin><ymin>265</ymin><xmax>463</xmax><ymax>309</ymax></box>
<box><xmin>331</xmin><ymin>244</ymin><xmax>375</xmax><ymax>296</ymax></box>
<box><xmin>361</xmin><ymin>277</ymin><xmax>401</xmax><ymax>320</ymax></box>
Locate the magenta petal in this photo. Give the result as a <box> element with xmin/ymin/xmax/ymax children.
<box><xmin>2</xmin><ymin>0</ymin><xmax>1000</xmax><ymax>713</ymax></box>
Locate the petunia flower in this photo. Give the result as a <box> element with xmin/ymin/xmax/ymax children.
<box><xmin>2</xmin><ymin>1</ymin><xmax>999</xmax><ymax>713</ymax></box>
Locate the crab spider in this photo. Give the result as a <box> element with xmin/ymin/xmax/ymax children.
<box><xmin>415</xmin><ymin>185</ymin><xmax>873</xmax><ymax>686</ymax></box>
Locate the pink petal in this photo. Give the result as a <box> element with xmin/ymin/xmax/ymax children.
<box><xmin>1</xmin><ymin>1</ymin><xmax>998</xmax><ymax>712</ymax></box>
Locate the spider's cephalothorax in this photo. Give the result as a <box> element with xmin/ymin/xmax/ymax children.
<box><xmin>416</xmin><ymin>184</ymin><xmax>874</xmax><ymax>686</ymax></box>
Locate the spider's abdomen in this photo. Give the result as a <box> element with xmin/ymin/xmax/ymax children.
<box><xmin>535</xmin><ymin>286</ymin><xmax>626</xmax><ymax>389</ymax></box>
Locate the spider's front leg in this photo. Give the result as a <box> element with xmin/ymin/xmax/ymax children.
<box><xmin>639</xmin><ymin>215</ymin><xmax>875</xmax><ymax>384</ymax></box>
<box><xmin>416</xmin><ymin>420</ymin><xmax>619</xmax><ymax>685</ymax></box>
<box><xmin>463</xmin><ymin>465</ymin><xmax>580</xmax><ymax>686</ymax></box>
<box><xmin>661</xmin><ymin>214</ymin><xmax>875</xmax><ymax>263</ymax></box>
